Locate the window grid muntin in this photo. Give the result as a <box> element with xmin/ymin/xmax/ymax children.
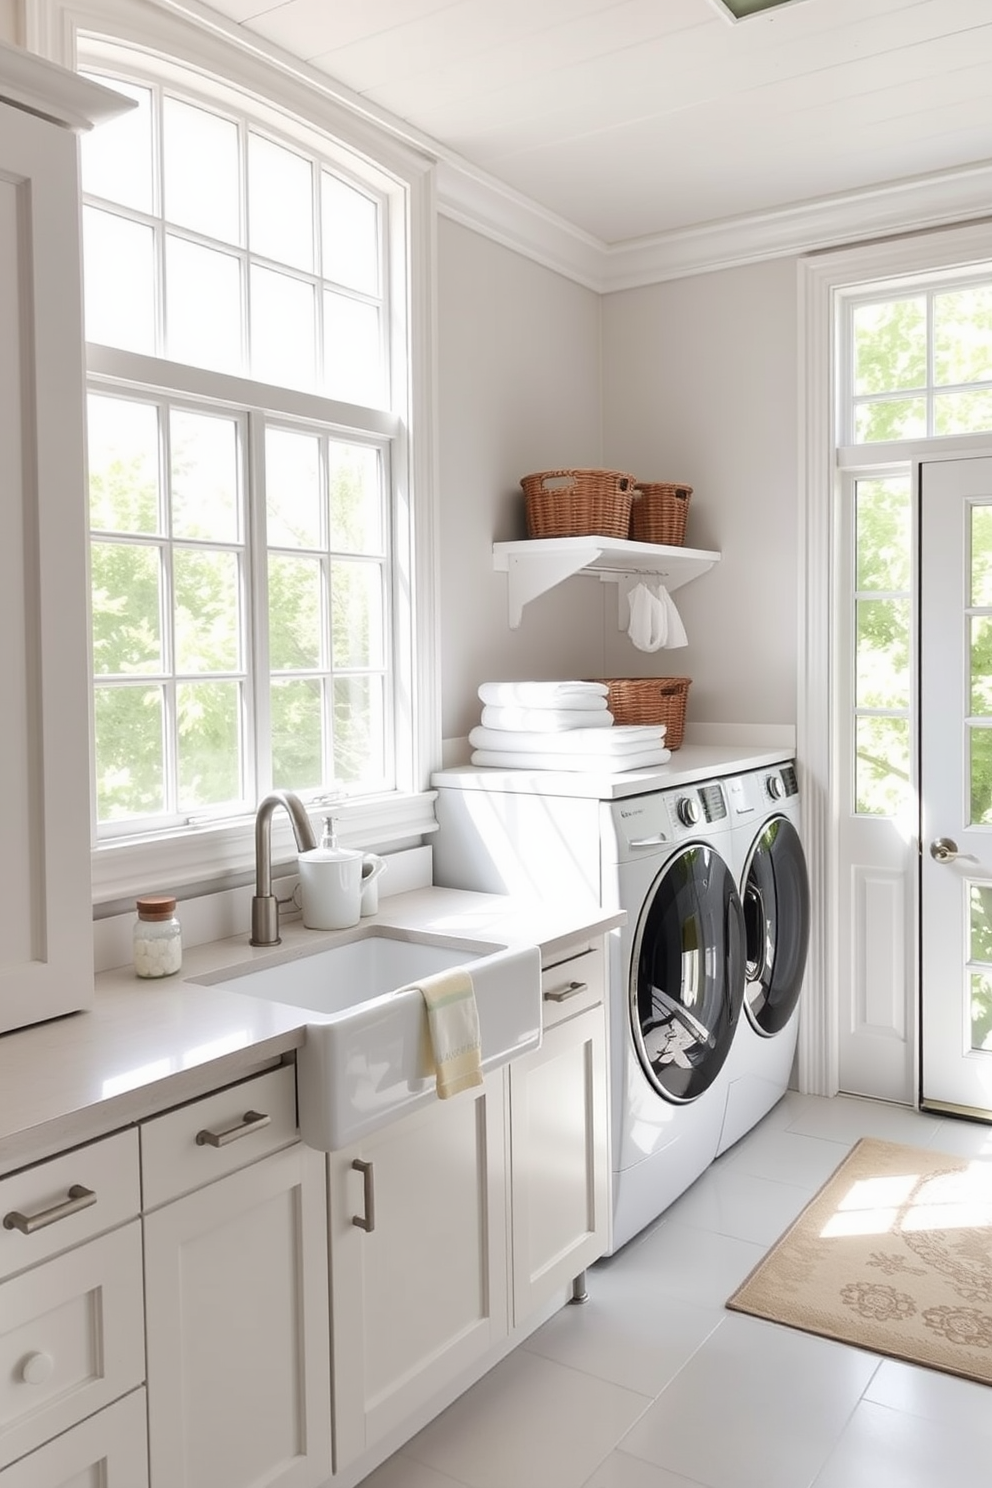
<box><xmin>845</xmin><ymin>270</ymin><xmax>992</xmax><ymax>447</ymax></box>
<box><xmin>89</xmin><ymin>371</ymin><xmax>395</xmax><ymax>834</ymax></box>
<box><xmin>848</xmin><ymin>469</ymin><xmax>914</xmax><ymax>820</ymax></box>
<box><xmin>80</xmin><ymin>70</ymin><xmax>388</xmax><ymax>404</ymax></box>
<box><xmin>262</xmin><ymin>419</ymin><xmax>393</xmax><ymax>796</ymax></box>
<box><xmin>89</xmin><ymin>385</ymin><xmax>251</xmax><ymax>833</ymax></box>
<box><xmin>80</xmin><ymin>53</ymin><xmax>402</xmax><ymax>842</ymax></box>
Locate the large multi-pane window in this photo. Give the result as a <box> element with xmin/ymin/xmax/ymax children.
<box><xmin>80</xmin><ymin>67</ymin><xmax>405</xmax><ymax>840</ymax></box>
<box><xmin>842</xmin><ymin>272</ymin><xmax>992</xmax><ymax>819</ymax></box>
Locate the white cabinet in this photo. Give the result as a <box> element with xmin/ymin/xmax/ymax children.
<box><xmin>0</xmin><ymin>49</ymin><xmax>131</xmax><ymax>1034</ymax></box>
<box><xmin>508</xmin><ymin>945</ymin><xmax>609</xmax><ymax>1322</ymax></box>
<box><xmin>141</xmin><ymin>1066</ymin><xmax>331</xmax><ymax>1488</ymax></box>
<box><xmin>0</xmin><ymin>1129</ymin><xmax>144</xmax><ymax>1478</ymax></box>
<box><xmin>0</xmin><ymin>1389</ymin><xmax>149</xmax><ymax>1488</ymax></box>
<box><xmin>328</xmin><ymin>1072</ymin><xmax>508</xmax><ymax>1472</ymax></box>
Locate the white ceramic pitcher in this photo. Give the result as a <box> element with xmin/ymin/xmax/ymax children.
<box><xmin>298</xmin><ymin>817</ymin><xmax>364</xmax><ymax>930</ymax></box>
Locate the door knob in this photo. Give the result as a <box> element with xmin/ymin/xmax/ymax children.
<box><xmin>930</xmin><ymin>837</ymin><xmax>961</xmax><ymax>863</ymax></box>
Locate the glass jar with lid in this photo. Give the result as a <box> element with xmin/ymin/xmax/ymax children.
<box><xmin>133</xmin><ymin>895</ymin><xmax>183</xmax><ymax>978</ymax></box>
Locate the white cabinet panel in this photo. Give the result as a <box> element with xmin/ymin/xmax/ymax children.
<box><xmin>140</xmin><ymin>1065</ymin><xmax>298</xmax><ymax>1208</ymax></box>
<box><xmin>509</xmin><ymin>1001</ymin><xmax>609</xmax><ymax>1322</ymax></box>
<box><xmin>329</xmin><ymin>1074</ymin><xmax>508</xmax><ymax>1472</ymax></box>
<box><xmin>0</xmin><ymin>96</ymin><xmax>94</xmax><ymax>1032</ymax></box>
<box><xmin>144</xmin><ymin>1142</ymin><xmax>331</xmax><ymax>1488</ymax></box>
<box><xmin>0</xmin><ymin>1388</ymin><xmax>148</xmax><ymax>1488</ymax></box>
<box><xmin>0</xmin><ymin>1223</ymin><xmax>145</xmax><ymax>1469</ymax></box>
<box><xmin>0</xmin><ymin>1130</ymin><xmax>140</xmax><ymax>1280</ymax></box>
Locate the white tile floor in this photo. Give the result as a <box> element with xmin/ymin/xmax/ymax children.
<box><xmin>361</xmin><ymin>1091</ymin><xmax>992</xmax><ymax>1488</ymax></box>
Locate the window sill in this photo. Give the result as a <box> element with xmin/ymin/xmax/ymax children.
<box><xmin>92</xmin><ymin>790</ymin><xmax>439</xmax><ymax>907</ymax></box>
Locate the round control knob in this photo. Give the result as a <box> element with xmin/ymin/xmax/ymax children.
<box><xmin>767</xmin><ymin>773</ymin><xmax>785</xmax><ymax>800</ymax></box>
<box><xmin>20</xmin><ymin>1351</ymin><xmax>54</xmax><ymax>1385</ymax></box>
<box><xmin>677</xmin><ymin>795</ymin><xmax>701</xmax><ymax>826</ymax></box>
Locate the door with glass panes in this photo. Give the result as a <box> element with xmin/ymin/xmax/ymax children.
<box><xmin>921</xmin><ymin>455</ymin><xmax>992</xmax><ymax>1115</ymax></box>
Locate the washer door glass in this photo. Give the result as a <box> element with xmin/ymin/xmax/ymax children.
<box><xmin>742</xmin><ymin>815</ymin><xmax>810</xmax><ymax>1036</ymax></box>
<box><xmin>631</xmin><ymin>844</ymin><xmax>744</xmax><ymax>1104</ymax></box>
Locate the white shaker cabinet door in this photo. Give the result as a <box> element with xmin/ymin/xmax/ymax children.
<box><xmin>0</xmin><ymin>94</ymin><xmax>94</xmax><ymax>1032</ymax></box>
<box><xmin>329</xmin><ymin>1073</ymin><xmax>508</xmax><ymax>1473</ymax></box>
<box><xmin>508</xmin><ymin>992</ymin><xmax>609</xmax><ymax>1323</ymax></box>
<box><xmin>143</xmin><ymin>1142</ymin><xmax>331</xmax><ymax>1488</ymax></box>
<box><xmin>0</xmin><ymin>1388</ymin><xmax>149</xmax><ymax>1488</ymax></box>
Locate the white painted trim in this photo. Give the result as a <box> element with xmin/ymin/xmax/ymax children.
<box><xmin>23</xmin><ymin>0</ymin><xmax>992</xmax><ymax>289</ymax></box>
<box><xmin>434</xmin><ymin>158</ymin><xmax>607</xmax><ymax>293</ymax></box>
<box><xmin>603</xmin><ymin>170</ymin><xmax>992</xmax><ymax>291</ymax></box>
<box><xmin>0</xmin><ymin>34</ymin><xmax>133</xmax><ymax>127</ymax></box>
<box><xmin>797</xmin><ymin>254</ymin><xmax>838</xmax><ymax>1098</ymax></box>
<box><xmin>436</xmin><ymin>149</ymin><xmax>992</xmax><ymax>294</ymax></box>
<box><xmin>91</xmin><ymin>792</ymin><xmax>439</xmax><ymax>906</ymax></box>
<box><xmin>798</xmin><ymin>221</ymin><xmax>992</xmax><ymax>1104</ymax></box>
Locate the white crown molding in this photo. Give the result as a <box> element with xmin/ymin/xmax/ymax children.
<box><xmin>0</xmin><ymin>33</ymin><xmax>133</xmax><ymax>126</ymax></box>
<box><xmin>437</xmin><ymin>151</ymin><xmax>992</xmax><ymax>294</ymax></box>
<box><xmin>24</xmin><ymin>0</ymin><xmax>992</xmax><ymax>287</ymax></box>
<box><xmin>434</xmin><ymin>157</ymin><xmax>607</xmax><ymax>293</ymax></box>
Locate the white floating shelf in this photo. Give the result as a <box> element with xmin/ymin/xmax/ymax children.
<box><xmin>492</xmin><ymin>535</ymin><xmax>721</xmax><ymax>629</ymax></box>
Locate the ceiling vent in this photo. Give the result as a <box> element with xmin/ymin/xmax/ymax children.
<box><xmin>712</xmin><ymin>0</ymin><xmax>809</xmax><ymax>20</ymax></box>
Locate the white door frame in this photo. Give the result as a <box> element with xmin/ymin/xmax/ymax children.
<box><xmin>798</xmin><ymin>221</ymin><xmax>992</xmax><ymax>1104</ymax></box>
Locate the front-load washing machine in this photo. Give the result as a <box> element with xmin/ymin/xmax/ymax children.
<box><xmin>716</xmin><ymin>763</ymin><xmax>809</xmax><ymax>1155</ymax></box>
<box><xmin>604</xmin><ymin>782</ymin><xmax>745</xmax><ymax>1251</ymax></box>
<box><xmin>431</xmin><ymin>767</ymin><xmax>747</xmax><ymax>1254</ymax></box>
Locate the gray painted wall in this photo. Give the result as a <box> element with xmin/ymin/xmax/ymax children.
<box><xmin>437</xmin><ymin>221</ymin><xmax>801</xmax><ymax>744</ymax></box>
<box><xmin>437</xmin><ymin>219</ymin><xmax>610</xmax><ymax>744</ymax></box>
<box><xmin>601</xmin><ymin>258</ymin><xmax>800</xmax><ymax>727</ymax></box>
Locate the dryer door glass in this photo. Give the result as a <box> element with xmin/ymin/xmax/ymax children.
<box><xmin>742</xmin><ymin>815</ymin><xmax>810</xmax><ymax>1035</ymax></box>
<box><xmin>631</xmin><ymin>843</ymin><xmax>744</xmax><ymax>1103</ymax></box>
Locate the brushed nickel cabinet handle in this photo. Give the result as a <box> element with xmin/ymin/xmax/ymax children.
<box><xmin>195</xmin><ymin>1110</ymin><xmax>271</xmax><ymax>1147</ymax></box>
<box><xmin>3</xmin><ymin>1184</ymin><xmax>96</xmax><ymax>1234</ymax></box>
<box><xmin>352</xmin><ymin>1158</ymin><xmax>375</xmax><ymax>1232</ymax></box>
<box><xmin>544</xmin><ymin>979</ymin><xmax>589</xmax><ymax>1004</ymax></box>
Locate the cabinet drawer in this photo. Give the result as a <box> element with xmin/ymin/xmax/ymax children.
<box><xmin>0</xmin><ymin>1387</ymin><xmax>148</xmax><ymax>1488</ymax></box>
<box><xmin>0</xmin><ymin>1129</ymin><xmax>139</xmax><ymax>1282</ymax></box>
<box><xmin>0</xmin><ymin>1221</ymin><xmax>145</xmax><ymax>1470</ymax></box>
<box><xmin>140</xmin><ymin>1064</ymin><xmax>298</xmax><ymax>1209</ymax></box>
<box><xmin>541</xmin><ymin>945</ymin><xmax>605</xmax><ymax>1030</ymax></box>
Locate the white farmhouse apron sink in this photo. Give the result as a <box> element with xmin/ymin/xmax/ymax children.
<box><xmin>194</xmin><ymin>928</ymin><xmax>542</xmax><ymax>1149</ymax></box>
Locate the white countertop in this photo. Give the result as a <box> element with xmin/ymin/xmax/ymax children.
<box><xmin>0</xmin><ymin>888</ymin><xmax>622</xmax><ymax>1175</ymax></box>
<box><xmin>431</xmin><ymin>741</ymin><xmax>795</xmax><ymax>799</ymax></box>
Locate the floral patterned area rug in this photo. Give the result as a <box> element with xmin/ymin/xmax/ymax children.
<box><xmin>727</xmin><ymin>1136</ymin><xmax>992</xmax><ymax>1385</ymax></box>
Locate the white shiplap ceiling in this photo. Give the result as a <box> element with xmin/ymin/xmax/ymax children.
<box><xmin>197</xmin><ymin>0</ymin><xmax>992</xmax><ymax>259</ymax></box>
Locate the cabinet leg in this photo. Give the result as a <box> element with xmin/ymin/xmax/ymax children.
<box><xmin>569</xmin><ymin>1270</ymin><xmax>589</xmax><ymax>1305</ymax></box>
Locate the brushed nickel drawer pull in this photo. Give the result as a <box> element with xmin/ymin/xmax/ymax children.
<box><xmin>195</xmin><ymin>1110</ymin><xmax>271</xmax><ymax>1147</ymax></box>
<box><xmin>3</xmin><ymin>1184</ymin><xmax>96</xmax><ymax>1234</ymax></box>
<box><xmin>352</xmin><ymin>1158</ymin><xmax>375</xmax><ymax>1232</ymax></box>
<box><xmin>544</xmin><ymin>979</ymin><xmax>589</xmax><ymax>1004</ymax></box>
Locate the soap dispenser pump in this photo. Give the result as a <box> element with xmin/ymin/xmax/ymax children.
<box><xmin>297</xmin><ymin>812</ymin><xmax>364</xmax><ymax>929</ymax></box>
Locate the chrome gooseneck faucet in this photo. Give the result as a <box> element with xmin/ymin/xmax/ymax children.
<box><xmin>250</xmin><ymin>790</ymin><xmax>317</xmax><ymax>947</ymax></box>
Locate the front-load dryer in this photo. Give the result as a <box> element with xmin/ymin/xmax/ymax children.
<box><xmin>603</xmin><ymin>781</ymin><xmax>745</xmax><ymax>1252</ymax></box>
<box><xmin>716</xmin><ymin>763</ymin><xmax>809</xmax><ymax>1155</ymax></box>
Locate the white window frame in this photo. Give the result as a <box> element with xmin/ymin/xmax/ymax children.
<box><xmin>26</xmin><ymin>0</ymin><xmax>441</xmax><ymax>904</ymax></box>
<box><xmin>799</xmin><ymin>220</ymin><xmax>992</xmax><ymax>1102</ymax></box>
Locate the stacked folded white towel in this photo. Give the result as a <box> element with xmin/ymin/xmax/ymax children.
<box><xmin>471</xmin><ymin>682</ymin><xmax>671</xmax><ymax>773</ymax></box>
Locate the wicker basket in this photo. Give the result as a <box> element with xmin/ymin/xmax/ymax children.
<box><xmin>629</xmin><ymin>482</ymin><xmax>693</xmax><ymax>546</ymax></box>
<box><xmin>521</xmin><ymin>468</ymin><xmax>637</xmax><ymax>540</ymax></box>
<box><xmin>596</xmin><ymin>677</ymin><xmax>691</xmax><ymax>749</ymax></box>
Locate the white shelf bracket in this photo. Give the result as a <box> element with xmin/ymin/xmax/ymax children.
<box><xmin>503</xmin><ymin>545</ymin><xmax>605</xmax><ymax>628</ymax></box>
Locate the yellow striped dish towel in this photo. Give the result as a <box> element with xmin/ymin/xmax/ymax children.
<box><xmin>415</xmin><ymin>968</ymin><xmax>484</xmax><ymax>1099</ymax></box>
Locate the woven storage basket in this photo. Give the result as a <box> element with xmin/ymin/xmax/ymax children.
<box><xmin>521</xmin><ymin>468</ymin><xmax>637</xmax><ymax>540</ymax></box>
<box><xmin>597</xmin><ymin>677</ymin><xmax>691</xmax><ymax>749</ymax></box>
<box><xmin>629</xmin><ymin>482</ymin><xmax>693</xmax><ymax>546</ymax></box>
